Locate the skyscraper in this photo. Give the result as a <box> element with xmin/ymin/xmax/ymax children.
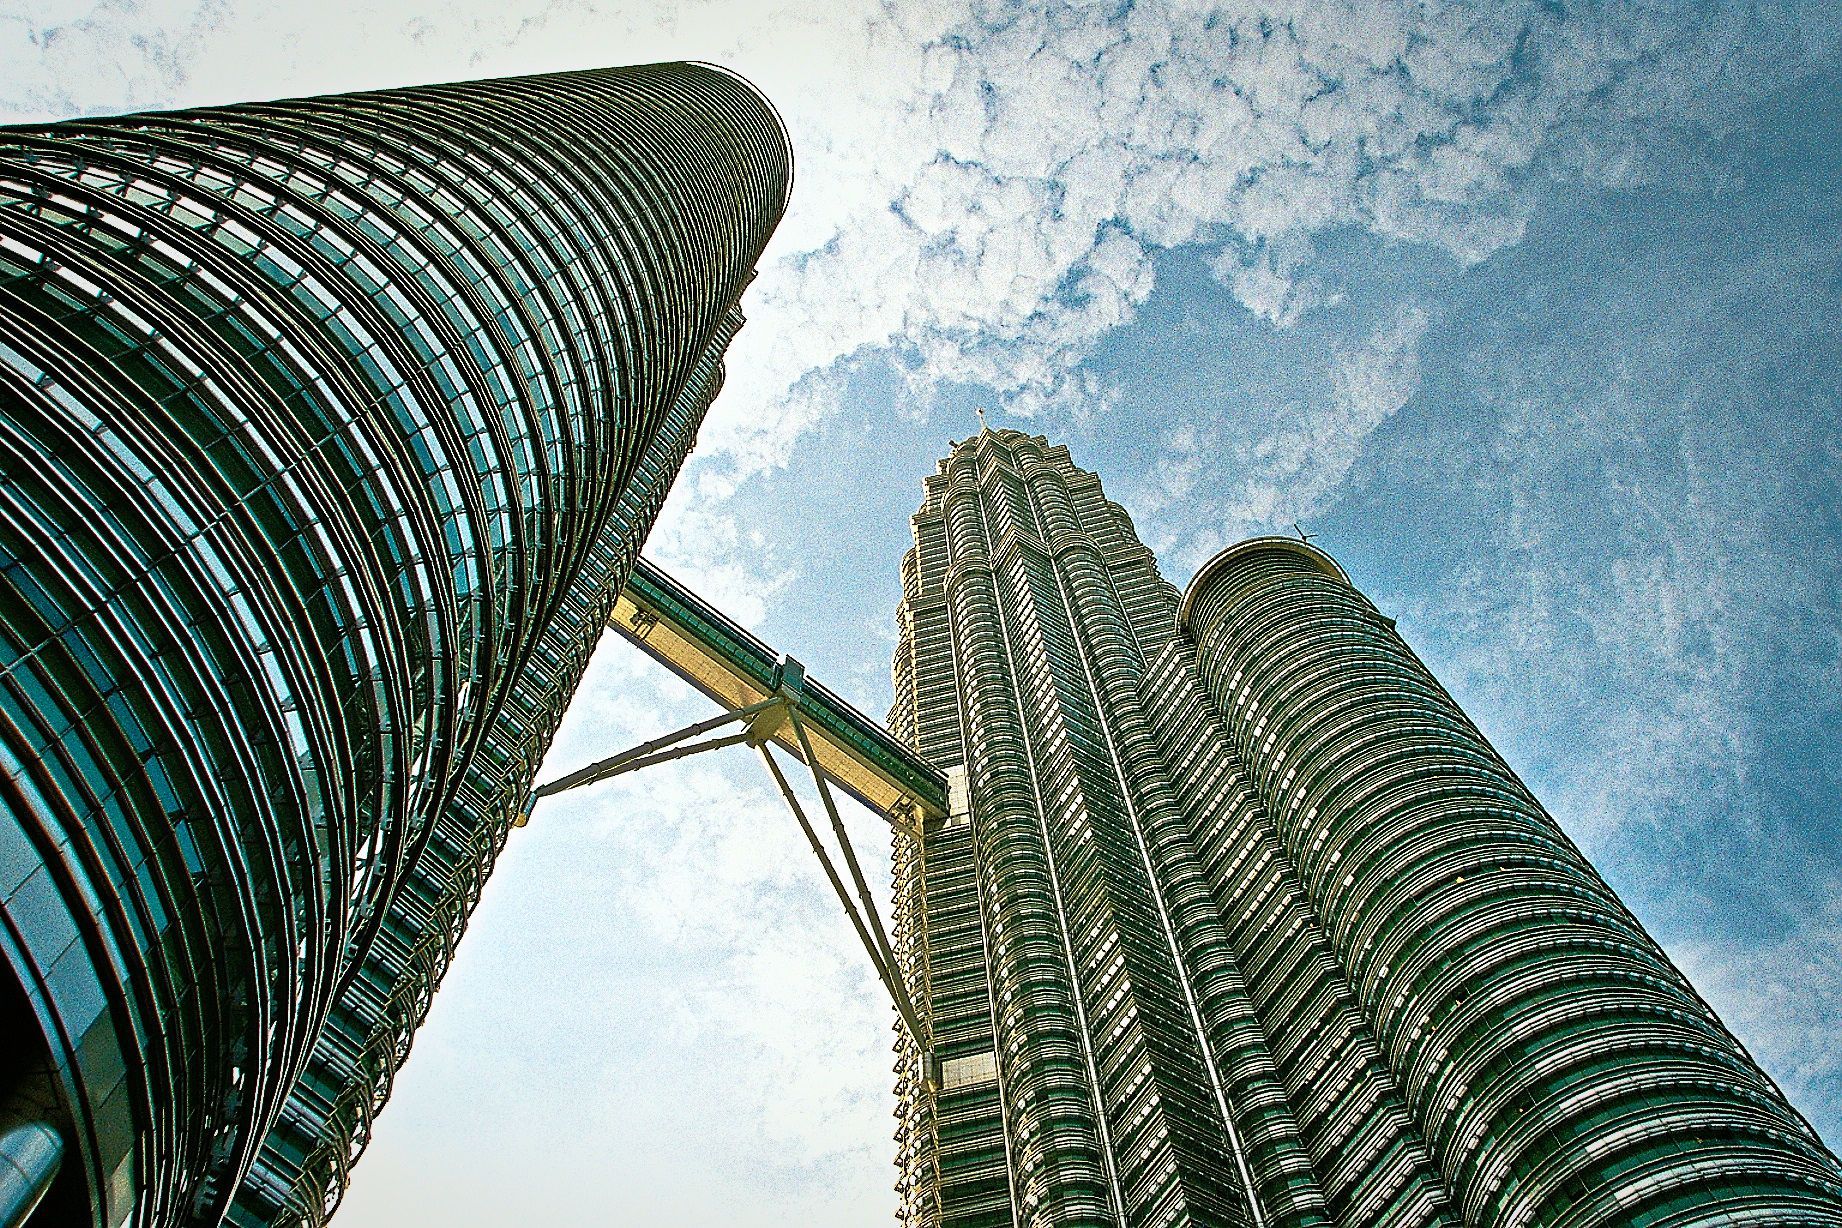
<box><xmin>0</xmin><ymin>64</ymin><xmax>789</xmax><ymax>1227</ymax></box>
<box><xmin>889</xmin><ymin>429</ymin><xmax>1842</xmax><ymax>1228</ymax></box>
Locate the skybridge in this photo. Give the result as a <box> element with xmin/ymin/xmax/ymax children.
<box><xmin>530</xmin><ymin>557</ymin><xmax>953</xmax><ymax>1078</ymax></box>
<box><xmin>602</xmin><ymin>558</ymin><xmax>946</xmax><ymax>824</ymax></box>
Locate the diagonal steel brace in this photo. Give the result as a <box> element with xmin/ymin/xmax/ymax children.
<box><xmin>532</xmin><ymin>696</ymin><xmax>782</xmax><ymax>799</ymax></box>
<box><xmin>528</xmin><ymin>694</ymin><xmax>932</xmax><ymax>1074</ymax></box>
<box><xmin>756</xmin><ymin>744</ymin><xmax>927</xmax><ymax>1050</ymax></box>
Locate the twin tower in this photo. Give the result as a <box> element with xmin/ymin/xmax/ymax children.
<box><xmin>0</xmin><ymin>61</ymin><xmax>1835</xmax><ymax>1228</ymax></box>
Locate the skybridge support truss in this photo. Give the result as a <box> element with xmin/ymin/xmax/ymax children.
<box><xmin>531</xmin><ymin>685</ymin><xmax>931</xmax><ymax>1079</ymax></box>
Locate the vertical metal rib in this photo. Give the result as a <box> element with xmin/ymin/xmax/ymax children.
<box><xmin>0</xmin><ymin>64</ymin><xmax>789</xmax><ymax>1226</ymax></box>
<box><xmin>1183</xmin><ymin>538</ymin><xmax>1842</xmax><ymax>1227</ymax></box>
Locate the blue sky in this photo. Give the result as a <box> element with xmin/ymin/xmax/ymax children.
<box><xmin>5</xmin><ymin>1</ymin><xmax>1840</xmax><ymax>1224</ymax></box>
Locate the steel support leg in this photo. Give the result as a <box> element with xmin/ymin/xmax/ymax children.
<box><xmin>785</xmin><ymin>710</ymin><xmax>916</xmax><ymax>1027</ymax></box>
<box><xmin>529</xmin><ymin>696</ymin><xmax>930</xmax><ymax>1062</ymax></box>
<box><xmin>758</xmin><ymin>744</ymin><xmax>927</xmax><ymax>1052</ymax></box>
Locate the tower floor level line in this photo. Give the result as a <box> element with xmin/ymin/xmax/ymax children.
<box><xmin>0</xmin><ymin>63</ymin><xmax>790</xmax><ymax>1228</ymax></box>
<box><xmin>887</xmin><ymin>427</ymin><xmax>1842</xmax><ymax>1228</ymax></box>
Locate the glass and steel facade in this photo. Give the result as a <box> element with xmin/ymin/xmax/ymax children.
<box><xmin>889</xmin><ymin>429</ymin><xmax>1842</xmax><ymax>1227</ymax></box>
<box><xmin>0</xmin><ymin>64</ymin><xmax>789</xmax><ymax>1226</ymax></box>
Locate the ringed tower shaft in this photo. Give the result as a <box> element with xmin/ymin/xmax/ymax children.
<box><xmin>0</xmin><ymin>63</ymin><xmax>789</xmax><ymax>1227</ymax></box>
<box><xmin>889</xmin><ymin>428</ymin><xmax>1842</xmax><ymax>1228</ymax></box>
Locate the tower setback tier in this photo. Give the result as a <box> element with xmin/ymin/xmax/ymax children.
<box><xmin>889</xmin><ymin>428</ymin><xmax>1842</xmax><ymax>1228</ymax></box>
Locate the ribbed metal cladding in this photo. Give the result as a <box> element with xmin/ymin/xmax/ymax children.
<box><xmin>893</xmin><ymin>431</ymin><xmax>1306</xmax><ymax>1228</ymax></box>
<box><xmin>0</xmin><ymin>63</ymin><xmax>789</xmax><ymax>1227</ymax></box>
<box><xmin>1181</xmin><ymin>538</ymin><xmax>1842</xmax><ymax>1227</ymax></box>
<box><xmin>893</xmin><ymin>435</ymin><xmax>1842</xmax><ymax>1228</ymax></box>
<box><xmin>1134</xmin><ymin>644</ymin><xmax>1454</xmax><ymax>1228</ymax></box>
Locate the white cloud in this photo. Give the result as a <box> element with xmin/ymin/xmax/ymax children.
<box><xmin>645</xmin><ymin>469</ymin><xmax>794</xmax><ymax>629</ymax></box>
<box><xmin>1441</xmin><ymin>534</ymin><xmax>1755</xmax><ymax>844</ymax></box>
<box><xmin>0</xmin><ymin>0</ymin><xmax>220</xmax><ymax>117</ymax></box>
<box><xmin>12</xmin><ymin>1</ymin><xmax>1837</xmax><ymax>484</ymax></box>
<box><xmin>1209</xmin><ymin>235</ymin><xmax>1342</xmax><ymax>329</ymax></box>
<box><xmin>1415</xmin><ymin>332</ymin><xmax>1796</xmax><ymax>847</ymax></box>
<box><xmin>709</xmin><ymin>0</ymin><xmax>1837</xmax><ymax>475</ymax></box>
<box><xmin>1673</xmin><ymin>902</ymin><xmax>1842</xmax><ymax>1150</ymax></box>
<box><xmin>1133</xmin><ymin>301</ymin><xmax>1428</xmax><ymax>567</ymax></box>
<box><xmin>529</xmin><ymin>641</ymin><xmax>901</xmax><ymax>1166</ymax></box>
<box><xmin>576</xmin><ymin>731</ymin><xmax>899</xmax><ymax>1163</ymax></box>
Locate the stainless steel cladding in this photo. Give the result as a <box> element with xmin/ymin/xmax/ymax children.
<box><xmin>0</xmin><ymin>64</ymin><xmax>789</xmax><ymax>1227</ymax></box>
<box><xmin>1183</xmin><ymin>539</ymin><xmax>1842</xmax><ymax>1228</ymax></box>
<box><xmin>890</xmin><ymin>430</ymin><xmax>1842</xmax><ymax>1228</ymax></box>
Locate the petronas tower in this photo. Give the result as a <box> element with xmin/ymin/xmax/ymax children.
<box><xmin>0</xmin><ymin>64</ymin><xmax>788</xmax><ymax>1226</ymax></box>
<box><xmin>888</xmin><ymin>429</ymin><xmax>1842</xmax><ymax>1228</ymax></box>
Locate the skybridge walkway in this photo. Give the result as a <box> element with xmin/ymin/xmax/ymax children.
<box><xmin>530</xmin><ymin>558</ymin><xmax>955</xmax><ymax>1074</ymax></box>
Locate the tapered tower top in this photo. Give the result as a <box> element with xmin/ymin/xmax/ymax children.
<box><xmin>1178</xmin><ymin>533</ymin><xmax>1351</xmax><ymax>633</ymax></box>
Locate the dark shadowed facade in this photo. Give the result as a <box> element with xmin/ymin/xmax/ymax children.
<box><xmin>889</xmin><ymin>429</ymin><xmax>1842</xmax><ymax>1228</ymax></box>
<box><xmin>0</xmin><ymin>64</ymin><xmax>788</xmax><ymax>1226</ymax></box>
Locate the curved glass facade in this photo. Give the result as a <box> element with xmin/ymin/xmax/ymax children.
<box><xmin>0</xmin><ymin>64</ymin><xmax>788</xmax><ymax>1226</ymax></box>
<box><xmin>890</xmin><ymin>430</ymin><xmax>1842</xmax><ymax>1228</ymax></box>
<box><xmin>1183</xmin><ymin>540</ymin><xmax>1842</xmax><ymax>1228</ymax></box>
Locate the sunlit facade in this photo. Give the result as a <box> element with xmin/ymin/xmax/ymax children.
<box><xmin>0</xmin><ymin>64</ymin><xmax>788</xmax><ymax>1226</ymax></box>
<box><xmin>889</xmin><ymin>428</ymin><xmax>1842</xmax><ymax>1227</ymax></box>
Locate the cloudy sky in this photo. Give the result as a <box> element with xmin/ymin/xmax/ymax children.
<box><xmin>7</xmin><ymin>1</ymin><xmax>1841</xmax><ymax>1224</ymax></box>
